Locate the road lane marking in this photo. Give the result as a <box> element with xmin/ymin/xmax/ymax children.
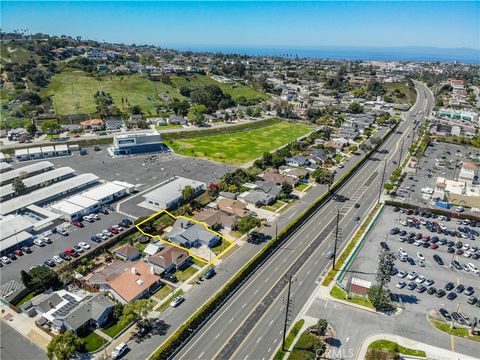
<box><xmin>256</xmin><ymin>336</ymin><xmax>262</xmax><ymax>343</ymax></box>
<box><xmin>198</xmin><ymin>352</ymin><xmax>204</xmax><ymax>358</ymax></box>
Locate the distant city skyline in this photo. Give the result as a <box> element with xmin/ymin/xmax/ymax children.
<box><xmin>1</xmin><ymin>1</ymin><xmax>479</xmax><ymax>51</ymax></box>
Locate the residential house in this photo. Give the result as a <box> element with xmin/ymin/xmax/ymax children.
<box><xmin>238</xmin><ymin>190</ymin><xmax>275</xmax><ymax>207</ymax></box>
<box><xmin>114</xmin><ymin>244</ymin><xmax>141</xmax><ymax>261</ymax></box>
<box><xmin>307</xmin><ymin>147</ymin><xmax>328</xmax><ymax>164</ymax></box>
<box><xmin>279</xmin><ymin>166</ymin><xmax>309</xmax><ymax>180</ymax></box>
<box><xmin>255</xmin><ymin>180</ymin><xmax>282</xmax><ymax>199</ymax></box>
<box><xmin>80</xmin><ymin>119</ymin><xmax>105</xmax><ymax>131</ymax></box>
<box><xmin>262</xmin><ymin>169</ymin><xmax>296</xmax><ymax>186</ymax></box>
<box><xmin>31</xmin><ymin>290</ymin><xmax>115</xmax><ymax>334</ymax></box>
<box><xmin>168</xmin><ymin>114</ymin><xmax>188</xmax><ymax>125</ymax></box>
<box><xmin>166</xmin><ymin>218</ymin><xmax>220</xmax><ymax>248</ymax></box>
<box><xmin>458</xmin><ymin>162</ymin><xmax>477</xmax><ymax>185</ymax></box>
<box><xmin>84</xmin><ymin>261</ymin><xmax>162</xmax><ymax>304</ymax></box>
<box><xmin>216</xmin><ymin>198</ymin><xmax>248</xmax><ymax>217</ymax></box>
<box><xmin>285</xmin><ymin>155</ymin><xmax>309</xmax><ymax>167</ymax></box>
<box><xmin>146</xmin><ymin>244</ymin><xmax>190</xmax><ymax>274</ymax></box>
<box><xmin>193</xmin><ymin>208</ymin><xmax>236</xmax><ymax>230</ymax></box>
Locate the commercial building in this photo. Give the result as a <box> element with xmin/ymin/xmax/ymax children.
<box><xmin>0</xmin><ymin>161</ymin><xmax>55</xmax><ymax>186</ymax></box>
<box><xmin>0</xmin><ymin>173</ymin><xmax>99</xmax><ymax>216</ymax></box>
<box><xmin>142</xmin><ymin>177</ymin><xmax>206</xmax><ymax>210</ymax></box>
<box><xmin>0</xmin><ymin>167</ymin><xmax>76</xmax><ymax>201</ymax></box>
<box><xmin>14</xmin><ymin>145</ymin><xmax>72</xmax><ymax>162</ymax></box>
<box><xmin>111</xmin><ymin>131</ymin><xmax>169</xmax><ymax>156</ymax></box>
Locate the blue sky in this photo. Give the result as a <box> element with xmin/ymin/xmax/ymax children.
<box><xmin>1</xmin><ymin>1</ymin><xmax>479</xmax><ymax>49</ymax></box>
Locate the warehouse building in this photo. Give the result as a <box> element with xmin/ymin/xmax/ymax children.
<box><xmin>0</xmin><ymin>161</ymin><xmax>55</xmax><ymax>186</ymax></box>
<box><xmin>0</xmin><ymin>167</ymin><xmax>76</xmax><ymax>201</ymax></box>
<box><xmin>111</xmin><ymin>132</ymin><xmax>169</xmax><ymax>156</ymax></box>
<box><xmin>0</xmin><ymin>163</ymin><xmax>12</xmax><ymax>173</ymax></box>
<box><xmin>14</xmin><ymin>145</ymin><xmax>72</xmax><ymax>162</ymax></box>
<box><xmin>0</xmin><ymin>173</ymin><xmax>99</xmax><ymax>216</ymax></box>
<box><xmin>142</xmin><ymin>177</ymin><xmax>206</xmax><ymax>210</ymax></box>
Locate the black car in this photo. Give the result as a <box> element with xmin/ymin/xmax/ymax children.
<box><xmin>416</xmin><ymin>285</ymin><xmax>427</xmax><ymax>293</ymax></box>
<box><xmin>427</xmin><ymin>287</ymin><xmax>436</xmax><ymax>295</ymax></box>
<box><xmin>59</xmin><ymin>252</ymin><xmax>72</xmax><ymax>261</ymax></box>
<box><xmin>390</xmin><ymin>227</ymin><xmax>400</xmax><ymax>235</ymax></box>
<box><xmin>44</xmin><ymin>259</ymin><xmax>56</xmax><ymax>267</ymax></box>
<box><xmin>436</xmin><ymin>289</ymin><xmax>446</xmax><ymax>298</ymax></box>
<box><xmin>393</xmin><ymin>207</ymin><xmax>401</xmax><ymax>212</ymax></box>
<box><xmin>456</xmin><ymin>249</ymin><xmax>464</xmax><ymax>255</ymax></box>
<box><xmin>468</xmin><ymin>296</ymin><xmax>478</xmax><ymax>305</ymax></box>
<box><xmin>161</xmin><ymin>273</ymin><xmax>178</xmax><ymax>283</ymax></box>
<box><xmin>455</xmin><ymin>284</ymin><xmax>465</xmax><ymax>293</ymax></box>
<box><xmin>447</xmin><ymin>247</ymin><xmax>455</xmax><ymax>253</ymax></box>
<box><xmin>21</xmin><ymin>246</ymin><xmax>32</xmax><ymax>254</ymax></box>
<box><xmin>204</xmin><ymin>268</ymin><xmax>216</xmax><ymax>279</ymax></box>
<box><xmin>8</xmin><ymin>253</ymin><xmax>17</xmax><ymax>260</ymax></box>
<box><xmin>91</xmin><ymin>235</ymin><xmax>101</xmax><ymax>243</ymax></box>
<box><xmin>421</xmin><ymin>242</ymin><xmax>431</xmax><ymax>248</ymax></box>
<box><xmin>433</xmin><ymin>254</ymin><xmax>444</xmax><ymax>265</ymax></box>
<box><xmin>407</xmin><ymin>282</ymin><xmax>417</xmax><ymax>290</ymax></box>
<box><xmin>380</xmin><ymin>242</ymin><xmax>390</xmax><ymax>252</ymax></box>
<box><xmin>445</xmin><ymin>282</ymin><xmax>455</xmax><ymax>291</ymax></box>
<box><xmin>137</xmin><ymin>323</ymin><xmax>152</xmax><ymax>338</ymax></box>
<box><xmin>451</xmin><ymin>260</ymin><xmax>462</xmax><ymax>270</ymax></box>
<box><xmin>439</xmin><ymin>308</ymin><xmax>452</xmax><ymax>321</ymax></box>
<box><xmin>447</xmin><ymin>292</ymin><xmax>457</xmax><ymax>300</ymax></box>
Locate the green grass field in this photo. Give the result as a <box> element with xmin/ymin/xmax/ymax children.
<box><xmin>367</xmin><ymin>340</ymin><xmax>426</xmax><ymax>358</ymax></box>
<box><xmin>166</xmin><ymin>121</ymin><xmax>314</xmax><ymax>165</ymax></box>
<box><xmin>385</xmin><ymin>83</ymin><xmax>416</xmax><ymax>105</ymax></box>
<box><xmin>171</xmin><ymin>75</ymin><xmax>268</xmax><ymax>102</ymax></box>
<box><xmin>0</xmin><ymin>44</ymin><xmax>37</xmax><ymax>64</ymax></box>
<box><xmin>41</xmin><ymin>69</ymin><xmax>183</xmax><ymax>115</ymax></box>
<box><xmin>41</xmin><ymin>70</ymin><xmax>267</xmax><ymax>116</ymax></box>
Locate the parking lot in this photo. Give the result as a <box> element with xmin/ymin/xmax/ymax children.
<box><xmin>344</xmin><ymin>205</ymin><xmax>480</xmax><ymax>329</ymax></box>
<box><xmin>395</xmin><ymin>141</ymin><xmax>480</xmax><ymax>212</ymax></box>
<box><xmin>1</xmin><ymin>211</ymin><xmax>128</xmax><ymax>286</ymax></box>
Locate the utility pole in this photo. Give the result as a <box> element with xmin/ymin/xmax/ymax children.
<box><xmin>378</xmin><ymin>161</ymin><xmax>387</xmax><ymax>203</ymax></box>
<box><xmin>332</xmin><ymin>210</ymin><xmax>340</xmax><ymax>270</ymax></box>
<box><xmin>282</xmin><ymin>274</ymin><xmax>295</xmax><ymax>352</ymax></box>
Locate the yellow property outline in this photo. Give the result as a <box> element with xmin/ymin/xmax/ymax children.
<box><xmin>135</xmin><ymin>209</ymin><xmax>235</xmax><ymax>265</ymax></box>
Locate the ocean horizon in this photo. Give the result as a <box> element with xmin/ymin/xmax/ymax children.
<box><xmin>170</xmin><ymin>45</ymin><xmax>480</xmax><ymax>64</ymax></box>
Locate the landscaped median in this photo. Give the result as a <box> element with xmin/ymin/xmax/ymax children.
<box><xmin>366</xmin><ymin>339</ymin><xmax>426</xmax><ymax>359</ymax></box>
<box><xmin>149</xmin><ymin>120</ymin><xmax>401</xmax><ymax>360</ymax></box>
<box><xmin>329</xmin><ymin>285</ymin><xmax>374</xmax><ymax>309</ymax></box>
<box><xmin>427</xmin><ymin>314</ymin><xmax>480</xmax><ymax>343</ymax></box>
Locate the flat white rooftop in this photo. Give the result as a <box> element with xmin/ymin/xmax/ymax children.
<box><xmin>0</xmin><ymin>167</ymin><xmax>75</xmax><ymax>199</ymax></box>
<box><xmin>66</xmin><ymin>194</ymin><xmax>98</xmax><ymax>209</ymax></box>
<box><xmin>0</xmin><ymin>173</ymin><xmax>99</xmax><ymax>216</ymax></box>
<box><xmin>0</xmin><ymin>161</ymin><xmax>54</xmax><ymax>185</ymax></box>
<box><xmin>143</xmin><ymin>177</ymin><xmax>205</xmax><ymax>205</ymax></box>
<box><xmin>80</xmin><ymin>182</ymin><xmax>126</xmax><ymax>201</ymax></box>
<box><xmin>50</xmin><ymin>201</ymin><xmax>85</xmax><ymax>216</ymax></box>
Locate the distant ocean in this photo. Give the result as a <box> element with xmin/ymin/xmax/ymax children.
<box><xmin>172</xmin><ymin>45</ymin><xmax>480</xmax><ymax>64</ymax></box>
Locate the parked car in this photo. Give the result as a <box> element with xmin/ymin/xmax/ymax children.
<box><xmin>204</xmin><ymin>268</ymin><xmax>216</xmax><ymax>279</ymax></box>
<box><xmin>56</xmin><ymin>227</ymin><xmax>69</xmax><ymax>236</ymax></box>
<box><xmin>72</xmin><ymin>221</ymin><xmax>83</xmax><ymax>228</ymax></box>
<box><xmin>52</xmin><ymin>256</ymin><xmax>64</xmax><ymax>264</ymax></box>
<box><xmin>433</xmin><ymin>254</ymin><xmax>444</xmax><ymax>265</ymax></box>
<box><xmin>435</xmin><ymin>289</ymin><xmax>446</xmax><ymax>298</ymax></box>
<box><xmin>44</xmin><ymin>259</ymin><xmax>56</xmax><ymax>267</ymax></box>
<box><xmin>42</xmin><ymin>237</ymin><xmax>52</xmax><ymax>244</ymax></box>
<box><xmin>170</xmin><ymin>296</ymin><xmax>185</xmax><ymax>307</ymax></box>
<box><xmin>427</xmin><ymin>287</ymin><xmax>436</xmax><ymax>295</ymax></box>
<box><xmin>1</xmin><ymin>256</ymin><xmax>11</xmax><ymax>264</ymax></box>
<box><xmin>464</xmin><ymin>286</ymin><xmax>475</xmax><ymax>296</ymax></box>
<box><xmin>14</xmin><ymin>249</ymin><xmax>23</xmax><ymax>256</ymax></box>
<box><xmin>396</xmin><ymin>281</ymin><xmax>406</xmax><ymax>289</ymax></box>
<box><xmin>8</xmin><ymin>253</ymin><xmax>17</xmax><ymax>260</ymax></box>
<box><xmin>73</xmin><ymin>245</ymin><xmax>84</xmax><ymax>253</ymax></box>
<box><xmin>108</xmin><ymin>226</ymin><xmax>119</xmax><ymax>234</ymax></box>
<box><xmin>445</xmin><ymin>282</ymin><xmax>455</xmax><ymax>291</ymax></box>
<box><xmin>407</xmin><ymin>282</ymin><xmax>417</xmax><ymax>290</ymax></box>
<box><xmin>79</xmin><ymin>242</ymin><xmax>90</xmax><ymax>250</ymax></box>
<box><xmin>161</xmin><ymin>273</ymin><xmax>178</xmax><ymax>283</ymax></box>
<box><xmin>439</xmin><ymin>308</ymin><xmax>452</xmax><ymax>321</ymax></box>
<box><xmin>447</xmin><ymin>292</ymin><xmax>458</xmax><ymax>300</ymax></box>
<box><xmin>33</xmin><ymin>239</ymin><xmax>45</xmax><ymax>247</ymax></box>
<box><xmin>91</xmin><ymin>235</ymin><xmax>101</xmax><ymax>243</ymax></box>
<box><xmin>111</xmin><ymin>343</ymin><xmax>128</xmax><ymax>360</ymax></box>
<box><xmin>21</xmin><ymin>246</ymin><xmax>32</xmax><ymax>254</ymax></box>
<box><xmin>59</xmin><ymin>252</ymin><xmax>72</xmax><ymax>261</ymax></box>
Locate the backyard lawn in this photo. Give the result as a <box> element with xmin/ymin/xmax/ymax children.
<box><xmin>166</xmin><ymin>121</ymin><xmax>315</xmax><ymax>165</ymax></box>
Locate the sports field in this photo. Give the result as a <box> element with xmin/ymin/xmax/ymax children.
<box><xmin>166</xmin><ymin>121</ymin><xmax>315</xmax><ymax>165</ymax></box>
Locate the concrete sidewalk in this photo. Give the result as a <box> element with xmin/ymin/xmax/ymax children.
<box><xmin>356</xmin><ymin>333</ymin><xmax>479</xmax><ymax>360</ymax></box>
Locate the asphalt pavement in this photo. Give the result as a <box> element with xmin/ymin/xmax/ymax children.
<box><xmin>171</xmin><ymin>83</ymin><xmax>434</xmax><ymax>360</ymax></box>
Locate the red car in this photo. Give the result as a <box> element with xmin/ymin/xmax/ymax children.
<box><xmin>14</xmin><ymin>249</ymin><xmax>23</xmax><ymax>256</ymax></box>
<box><xmin>72</xmin><ymin>221</ymin><xmax>84</xmax><ymax>228</ymax></box>
<box><xmin>430</xmin><ymin>243</ymin><xmax>439</xmax><ymax>250</ymax></box>
<box><xmin>64</xmin><ymin>247</ymin><xmax>78</xmax><ymax>257</ymax></box>
<box><xmin>108</xmin><ymin>226</ymin><xmax>119</xmax><ymax>234</ymax></box>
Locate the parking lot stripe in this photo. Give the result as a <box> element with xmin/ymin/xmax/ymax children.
<box><xmin>451</xmin><ymin>334</ymin><xmax>455</xmax><ymax>352</ymax></box>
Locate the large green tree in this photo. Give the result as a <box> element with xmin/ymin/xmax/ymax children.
<box><xmin>188</xmin><ymin>104</ymin><xmax>207</xmax><ymax>126</ymax></box>
<box><xmin>47</xmin><ymin>330</ymin><xmax>82</xmax><ymax>360</ymax></box>
<box><xmin>41</xmin><ymin>120</ymin><xmax>61</xmax><ymax>134</ymax></box>
<box><xmin>119</xmin><ymin>299</ymin><xmax>153</xmax><ymax>327</ymax></box>
<box><xmin>181</xmin><ymin>185</ymin><xmax>195</xmax><ymax>202</ymax></box>
<box><xmin>12</xmin><ymin>177</ymin><xmax>28</xmax><ymax>195</ymax></box>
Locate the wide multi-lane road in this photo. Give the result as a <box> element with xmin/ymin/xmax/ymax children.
<box><xmin>173</xmin><ymin>82</ymin><xmax>434</xmax><ymax>360</ymax></box>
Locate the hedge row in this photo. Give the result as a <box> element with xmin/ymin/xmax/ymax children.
<box><xmin>150</xmin><ymin>121</ymin><xmax>401</xmax><ymax>360</ymax></box>
<box><xmin>161</xmin><ymin>118</ymin><xmax>282</xmax><ymax>140</ymax></box>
